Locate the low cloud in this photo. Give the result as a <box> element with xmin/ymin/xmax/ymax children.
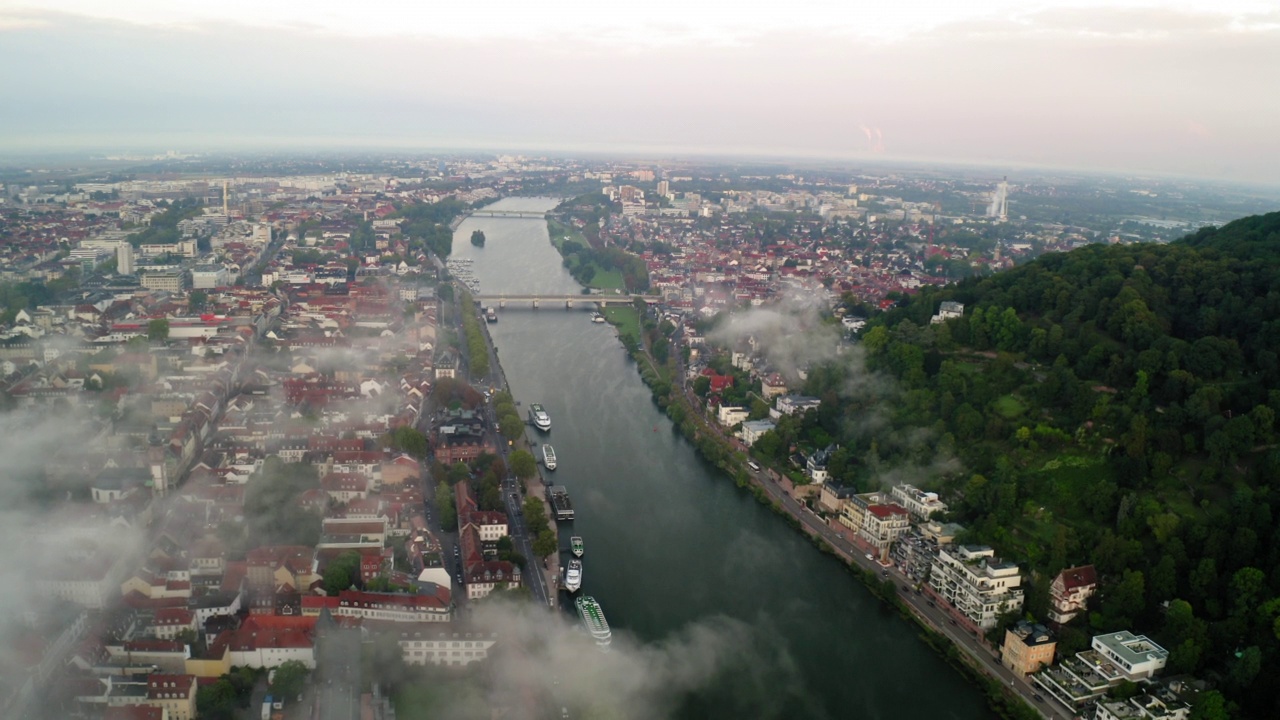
<box><xmin>458</xmin><ymin>600</ymin><xmax>769</xmax><ymax>720</ymax></box>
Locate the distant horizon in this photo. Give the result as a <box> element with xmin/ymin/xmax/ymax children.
<box><xmin>3</xmin><ymin>140</ymin><xmax>1279</xmax><ymax>197</ymax></box>
<box><xmin>2</xmin><ymin>1</ymin><xmax>1277</xmax><ymax>187</ymax></box>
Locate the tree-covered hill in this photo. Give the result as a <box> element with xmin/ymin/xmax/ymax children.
<box><xmin>789</xmin><ymin>211</ymin><xmax>1280</xmax><ymax>717</ymax></box>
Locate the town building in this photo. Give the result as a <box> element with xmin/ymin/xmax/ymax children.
<box><xmin>890</xmin><ymin>483</ymin><xmax>949</xmax><ymax>520</ymax></box>
<box><xmin>1048</xmin><ymin>565</ymin><xmax>1097</xmax><ymax>625</ymax></box>
<box><xmin>1033</xmin><ymin>631</ymin><xmax>1170</xmax><ymax>709</ymax></box>
<box><xmin>928</xmin><ymin>545</ymin><xmax>1024</xmax><ymax>630</ymax></box>
<box><xmin>1002</xmin><ymin>620</ymin><xmax>1056</xmax><ymax>676</ymax></box>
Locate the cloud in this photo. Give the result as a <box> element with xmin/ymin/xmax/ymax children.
<box><xmin>0</xmin><ymin>5</ymin><xmax>1276</xmax><ymax>181</ymax></box>
<box><xmin>0</xmin><ymin>406</ymin><xmax>149</xmax><ymax>716</ymax></box>
<box><xmin>461</xmin><ymin>599</ymin><xmax>767</xmax><ymax>719</ymax></box>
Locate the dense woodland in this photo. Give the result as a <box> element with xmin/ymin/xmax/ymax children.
<box><xmin>752</xmin><ymin>212</ymin><xmax>1280</xmax><ymax>718</ymax></box>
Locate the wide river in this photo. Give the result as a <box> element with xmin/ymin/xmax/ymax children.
<box><xmin>451</xmin><ymin>197</ymin><xmax>991</xmax><ymax>720</ymax></box>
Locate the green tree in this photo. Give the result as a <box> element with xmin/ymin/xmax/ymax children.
<box><xmin>533</xmin><ymin>527</ymin><xmax>557</xmax><ymax>558</ymax></box>
<box><xmin>1189</xmin><ymin>690</ymin><xmax>1229</xmax><ymax>720</ymax></box>
<box><xmin>522</xmin><ymin>496</ymin><xmax>548</xmax><ymax>536</ymax></box>
<box><xmin>436</xmin><ymin>482</ymin><xmax>457</xmax><ymax>532</ymax></box>
<box><xmin>189</xmin><ymin>290</ymin><xmax>208</xmax><ymax>313</ymax></box>
<box><xmin>384</xmin><ymin>426</ymin><xmax>428</xmax><ymax>457</ymax></box>
<box><xmin>147</xmin><ymin>318</ymin><xmax>170</xmax><ymax>341</ymax></box>
<box><xmin>196</xmin><ymin>679</ymin><xmax>238</xmax><ymax>720</ymax></box>
<box><xmin>510</xmin><ymin>449</ymin><xmax>537</xmax><ymax>480</ymax></box>
<box><xmin>270</xmin><ymin>660</ymin><xmax>309</xmax><ymax>701</ymax></box>
<box><xmin>448</xmin><ymin>462</ymin><xmax>471</xmax><ymax>485</ymax></box>
<box><xmin>323</xmin><ymin>551</ymin><xmax>362</xmax><ymax>594</ymax></box>
<box><xmin>499</xmin><ymin>414</ymin><xmax>525</xmax><ymax>441</ymax></box>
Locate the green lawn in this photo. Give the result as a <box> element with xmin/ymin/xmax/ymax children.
<box><xmin>992</xmin><ymin>394</ymin><xmax>1027</xmax><ymax>419</ymax></box>
<box><xmin>586</xmin><ymin>268</ymin><xmax>625</xmax><ymax>291</ymax></box>
<box><xmin>547</xmin><ymin>219</ymin><xmax>624</xmax><ymax>291</ymax></box>
<box><xmin>603</xmin><ymin>306</ymin><xmax>641</xmax><ymax>345</ymax></box>
<box><xmin>394</xmin><ymin>676</ymin><xmax>486</xmax><ymax>719</ymax></box>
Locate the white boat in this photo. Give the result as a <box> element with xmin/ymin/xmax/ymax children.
<box><xmin>591</xmin><ymin>312</ymin><xmax>605</xmax><ymax>324</ymax></box>
<box><xmin>542</xmin><ymin>444</ymin><xmax>557</xmax><ymax>470</ymax></box>
<box><xmin>564</xmin><ymin>559</ymin><xmax>582</xmax><ymax>593</ymax></box>
<box><xmin>570</xmin><ymin>536</ymin><xmax>584</xmax><ymax>557</ymax></box>
<box><xmin>529</xmin><ymin>403</ymin><xmax>551</xmax><ymax>432</ymax></box>
<box><xmin>575</xmin><ymin>595</ymin><xmax>611</xmax><ymax>648</ymax></box>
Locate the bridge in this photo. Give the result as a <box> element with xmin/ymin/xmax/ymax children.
<box><xmin>468</xmin><ymin>210</ymin><xmax>549</xmax><ymax>219</ymax></box>
<box><xmin>472</xmin><ymin>293</ymin><xmax>660</xmax><ymax>309</ymax></box>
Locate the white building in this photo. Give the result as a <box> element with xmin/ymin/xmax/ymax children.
<box><xmin>929</xmin><ymin>545</ymin><xmax>1024</xmax><ymax>629</ymax></box>
<box><xmin>891</xmin><ymin>483</ymin><xmax>949</xmax><ymax>520</ymax></box>
<box><xmin>117</xmin><ymin>242</ymin><xmax>135</xmax><ymax>275</ymax></box>
<box><xmin>1091</xmin><ymin>632</ymin><xmax>1168</xmax><ymax>681</ymax></box>
<box><xmin>140</xmin><ymin>269</ymin><xmax>189</xmax><ymax>293</ymax></box>
<box><xmin>738</xmin><ymin>419</ymin><xmax>776</xmax><ymax>445</ymax></box>
<box><xmin>930</xmin><ymin>301</ymin><xmax>964</xmax><ymax>325</ymax></box>
<box><xmin>717</xmin><ymin>405</ymin><xmax>749</xmax><ymax>427</ymax></box>
<box><xmin>388</xmin><ymin>623</ymin><xmax>498</xmax><ymax>668</ymax></box>
<box><xmin>191</xmin><ymin>265</ymin><xmax>230</xmax><ymax>289</ymax></box>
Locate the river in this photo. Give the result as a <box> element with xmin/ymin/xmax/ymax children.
<box><xmin>450</xmin><ymin>197</ymin><xmax>991</xmax><ymax>720</ymax></box>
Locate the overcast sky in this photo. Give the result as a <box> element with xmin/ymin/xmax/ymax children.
<box><xmin>1</xmin><ymin>1</ymin><xmax>1277</xmax><ymax>182</ymax></box>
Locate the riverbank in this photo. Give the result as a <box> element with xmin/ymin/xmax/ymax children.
<box><xmin>447</xmin><ymin>197</ymin><xmax>993</xmax><ymax>719</ymax></box>
<box><xmin>443</xmin><ymin>278</ymin><xmax>560</xmax><ymax>609</ymax></box>
<box><xmin>609</xmin><ymin>307</ymin><xmax>1045</xmax><ymax>720</ymax></box>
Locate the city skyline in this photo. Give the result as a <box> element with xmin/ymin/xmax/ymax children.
<box><xmin>1</xmin><ymin>1</ymin><xmax>1278</xmax><ymax>183</ymax></box>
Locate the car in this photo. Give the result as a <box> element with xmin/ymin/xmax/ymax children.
<box><xmin>948</xmin><ymin>618</ymin><xmax>957</xmax><ymax>625</ymax></box>
<box><xmin>927</xmin><ymin>601</ymin><xmax>935</xmax><ymax>607</ymax></box>
<box><xmin>1033</xmin><ymin>694</ymin><xmax>1044</xmax><ymax>703</ymax></box>
<box><xmin>865</xmin><ymin>553</ymin><xmax>873</xmax><ymax>560</ymax></box>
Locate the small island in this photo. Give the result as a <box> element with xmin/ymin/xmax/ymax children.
<box><xmin>470</xmin><ymin>229</ymin><xmax>486</xmax><ymax>247</ymax></box>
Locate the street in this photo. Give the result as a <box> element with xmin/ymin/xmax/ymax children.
<box><xmin>743</xmin><ymin>462</ymin><xmax>1072</xmax><ymax>720</ymax></box>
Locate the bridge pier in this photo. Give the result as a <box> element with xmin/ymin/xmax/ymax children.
<box><xmin>499</xmin><ymin>299</ymin><xmax>505</xmax><ymax>309</ymax></box>
<box><xmin>532</xmin><ymin>299</ymin><xmax>539</xmax><ymax>309</ymax></box>
<box><xmin>566</xmin><ymin>300</ymin><xmax>573</xmax><ymax>309</ymax></box>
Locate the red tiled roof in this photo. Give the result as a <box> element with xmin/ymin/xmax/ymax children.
<box><xmin>1057</xmin><ymin>565</ymin><xmax>1097</xmax><ymax>590</ymax></box>
<box><xmin>866</xmin><ymin>503</ymin><xmax>909</xmax><ymax>519</ymax></box>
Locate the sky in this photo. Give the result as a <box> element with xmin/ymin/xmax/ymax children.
<box><xmin>0</xmin><ymin>1</ymin><xmax>1277</xmax><ymax>182</ymax></box>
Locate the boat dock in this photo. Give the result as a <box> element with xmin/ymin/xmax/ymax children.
<box><xmin>547</xmin><ymin>485</ymin><xmax>575</xmax><ymax>521</ymax></box>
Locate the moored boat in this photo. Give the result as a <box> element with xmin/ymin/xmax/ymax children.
<box><xmin>570</xmin><ymin>536</ymin><xmax>584</xmax><ymax>557</ymax></box>
<box><xmin>542</xmin><ymin>443</ymin><xmax>557</xmax><ymax>470</ymax></box>
<box><xmin>575</xmin><ymin>595</ymin><xmax>611</xmax><ymax>648</ymax></box>
<box><xmin>564</xmin><ymin>559</ymin><xmax>582</xmax><ymax>593</ymax></box>
<box><xmin>529</xmin><ymin>403</ymin><xmax>551</xmax><ymax>431</ymax></box>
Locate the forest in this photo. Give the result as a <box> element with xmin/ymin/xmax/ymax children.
<box><xmin>753</xmin><ymin>211</ymin><xmax>1280</xmax><ymax>718</ymax></box>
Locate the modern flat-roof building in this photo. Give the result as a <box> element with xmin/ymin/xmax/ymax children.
<box><xmin>1033</xmin><ymin>631</ymin><xmax>1170</xmax><ymax>709</ymax></box>
<box><xmin>891</xmin><ymin>483</ymin><xmax>949</xmax><ymax>520</ymax></box>
<box><xmin>928</xmin><ymin>544</ymin><xmax>1024</xmax><ymax>629</ymax></box>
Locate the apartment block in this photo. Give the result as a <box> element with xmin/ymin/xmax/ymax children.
<box><xmin>928</xmin><ymin>544</ymin><xmax>1024</xmax><ymax>629</ymax></box>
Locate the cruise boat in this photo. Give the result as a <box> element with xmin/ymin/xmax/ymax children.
<box><xmin>575</xmin><ymin>595</ymin><xmax>611</xmax><ymax>648</ymax></box>
<box><xmin>528</xmin><ymin>403</ymin><xmax>551</xmax><ymax>432</ymax></box>
<box><xmin>563</xmin><ymin>559</ymin><xmax>582</xmax><ymax>593</ymax></box>
<box><xmin>542</xmin><ymin>444</ymin><xmax>557</xmax><ymax>470</ymax></box>
<box><xmin>486</xmin><ymin>307</ymin><xmax>498</xmax><ymax>323</ymax></box>
<box><xmin>570</xmin><ymin>536</ymin><xmax>584</xmax><ymax>557</ymax></box>
<box><xmin>591</xmin><ymin>312</ymin><xmax>606</xmax><ymax>324</ymax></box>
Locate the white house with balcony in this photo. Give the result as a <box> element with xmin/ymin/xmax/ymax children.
<box><xmin>928</xmin><ymin>544</ymin><xmax>1024</xmax><ymax>629</ymax></box>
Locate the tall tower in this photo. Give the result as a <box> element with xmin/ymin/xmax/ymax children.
<box><xmin>117</xmin><ymin>242</ymin><xmax>135</xmax><ymax>275</ymax></box>
<box><xmin>222</xmin><ymin>180</ymin><xmax>229</xmax><ymax>218</ymax></box>
<box><xmin>987</xmin><ymin>177</ymin><xmax>1009</xmax><ymax>221</ymax></box>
